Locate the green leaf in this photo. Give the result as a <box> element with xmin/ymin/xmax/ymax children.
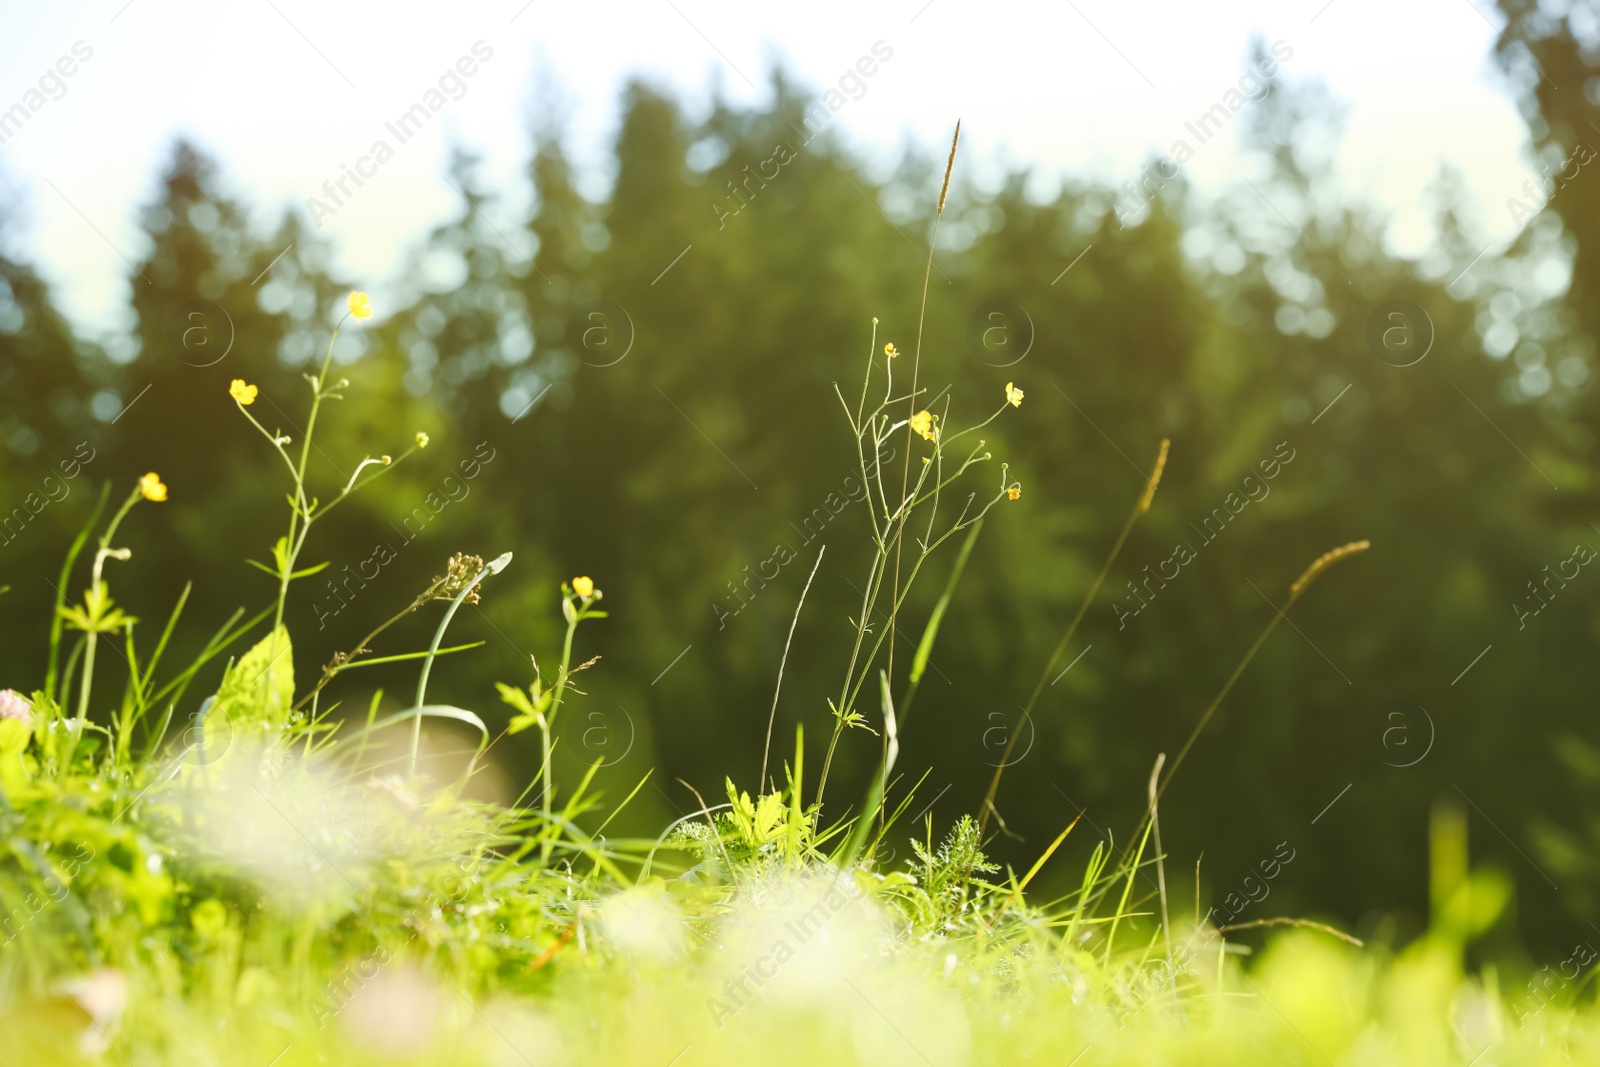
<box><xmin>496</xmin><ymin>682</ymin><xmax>536</xmax><ymax>718</ymax></box>
<box><xmin>880</xmin><ymin>669</ymin><xmax>899</xmax><ymax>779</ymax></box>
<box><xmin>57</xmin><ymin>605</ymin><xmax>94</xmax><ymax>632</ymax></box>
<box><xmin>99</xmin><ymin>607</ymin><xmax>134</xmax><ymax>631</ymax></box>
<box><xmin>0</xmin><ymin>718</ymin><xmax>31</xmax><ymax>795</ymax></box>
<box><xmin>497</xmin><ymin>682</ymin><xmax>542</xmax><ymax>734</ymax></box>
<box><xmin>270</xmin><ymin>537</ymin><xmax>290</xmax><ymax>574</ymax></box>
<box><xmin>754</xmin><ymin>791</ymin><xmax>786</xmax><ymax>843</ymax></box>
<box><xmin>725</xmin><ymin>778</ymin><xmax>756</xmax><ymax>843</ymax></box>
<box><xmin>210</xmin><ymin>625</ymin><xmax>295</xmax><ymax>731</ymax></box>
<box><xmin>333</xmin><ymin>642</ymin><xmax>484</xmax><ymax>673</ymax></box>
<box><xmin>340</xmin><ymin>704</ymin><xmax>491</xmax><ymax>750</ymax></box>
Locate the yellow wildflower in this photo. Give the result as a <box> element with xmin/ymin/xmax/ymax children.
<box><xmin>415</xmin><ymin>432</ymin><xmax>429</xmax><ymax>449</ymax></box>
<box><xmin>572</xmin><ymin>576</ymin><xmax>595</xmax><ymax>598</ymax></box>
<box><xmin>1007</xmin><ymin>486</ymin><xmax>1021</xmax><ymax>501</ymax></box>
<box><xmin>229</xmin><ymin>379</ymin><xmax>258</xmax><ymax>405</ymax></box>
<box><xmin>884</xmin><ymin>342</ymin><xmax>899</xmax><ymax>358</ymax></box>
<box><xmin>1005</xmin><ymin>382</ymin><xmax>1024</xmax><ymax>408</ymax></box>
<box><xmin>347</xmin><ymin>291</ymin><xmax>373</xmax><ymax>320</ymax></box>
<box><xmin>139</xmin><ymin>472</ymin><xmax>168</xmax><ymax>503</ymax></box>
<box><xmin>909</xmin><ymin>410</ymin><xmax>936</xmax><ymax>442</ymax></box>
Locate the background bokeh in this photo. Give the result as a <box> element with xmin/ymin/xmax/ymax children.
<box><xmin>3</xmin><ymin>0</ymin><xmax>1600</xmax><ymax>961</ymax></box>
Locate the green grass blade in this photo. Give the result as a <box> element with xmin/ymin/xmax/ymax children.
<box><xmin>909</xmin><ymin>517</ymin><xmax>982</xmax><ymax>684</ymax></box>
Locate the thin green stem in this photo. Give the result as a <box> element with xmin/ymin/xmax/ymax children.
<box><xmin>294</xmin><ymin>575</ymin><xmax>448</xmax><ymax>713</ymax></box>
<box><xmin>978</xmin><ymin>496</ymin><xmax>1142</xmax><ymax>833</ymax></box>
<box><xmin>64</xmin><ymin>487</ymin><xmax>140</xmax><ymax>771</ymax></box>
<box><xmin>1124</xmin><ymin>539</ymin><xmax>1369</xmax><ymax>852</ymax></box>
<box><xmin>46</xmin><ymin>482</ymin><xmax>109</xmax><ymax>697</ymax></box>
<box><xmin>979</xmin><ymin>438</ymin><xmax>1167</xmax><ymax>834</ymax></box>
<box><xmin>540</xmin><ymin>611</ymin><xmax>578</xmax><ymax>865</ymax></box>
<box><xmin>884</xmin><ymin>242</ymin><xmax>940</xmax><ymax>692</ymax></box>
<box><xmin>411</xmin><ymin>557</ymin><xmax>503</xmax><ymax>775</ymax></box>
<box><xmin>273</xmin><ymin>319</ymin><xmax>344</xmax><ymax>637</ymax></box>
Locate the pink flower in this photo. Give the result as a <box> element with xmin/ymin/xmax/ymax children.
<box><xmin>67</xmin><ymin>967</ymin><xmax>128</xmax><ymax>1055</ymax></box>
<box><xmin>0</xmin><ymin>690</ymin><xmax>31</xmax><ymax>726</ymax></box>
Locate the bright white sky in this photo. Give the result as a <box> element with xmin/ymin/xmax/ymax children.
<box><xmin>0</xmin><ymin>0</ymin><xmax>1538</xmax><ymax>335</ymax></box>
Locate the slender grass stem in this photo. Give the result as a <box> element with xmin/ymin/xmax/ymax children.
<box><xmin>294</xmin><ymin>575</ymin><xmax>449</xmax><ymax>713</ymax></box>
<box><xmin>760</xmin><ymin>545</ymin><xmax>825</xmax><ymax>791</ymax></box>
<box><xmin>411</xmin><ymin>555</ymin><xmax>509</xmax><ymax>776</ymax></box>
<box><xmin>1148</xmin><ymin>752</ymin><xmax>1171</xmax><ymax>959</ymax></box>
<box><xmin>539</xmin><ymin>614</ymin><xmax>578</xmax><ymax>863</ymax></box>
<box><xmin>1127</xmin><ymin>540</ymin><xmax>1370</xmax><ymax>850</ymax></box>
<box><xmin>979</xmin><ymin>438</ymin><xmax>1169</xmax><ymax>833</ymax></box>
<box><xmin>885</xmin><ymin>122</ymin><xmax>960</xmax><ymax>693</ymax></box>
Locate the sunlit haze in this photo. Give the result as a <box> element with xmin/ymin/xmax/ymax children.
<box><xmin>0</xmin><ymin>0</ymin><xmax>1541</xmax><ymax>333</ymax></box>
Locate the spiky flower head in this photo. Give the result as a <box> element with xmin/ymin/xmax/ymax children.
<box><xmin>1138</xmin><ymin>438</ymin><xmax>1171</xmax><ymax>514</ymax></box>
<box><xmin>1290</xmin><ymin>540</ymin><xmax>1371</xmax><ymax>598</ymax></box>
<box><xmin>440</xmin><ymin>553</ymin><xmax>486</xmax><ymax>603</ymax></box>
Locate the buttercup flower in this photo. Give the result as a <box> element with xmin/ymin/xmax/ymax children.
<box><xmin>1005</xmin><ymin>382</ymin><xmax>1024</xmax><ymax>408</ymax></box>
<box><xmin>1007</xmin><ymin>486</ymin><xmax>1021</xmax><ymax>501</ymax></box>
<box><xmin>139</xmin><ymin>472</ymin><xmax>168</xmax><ymax>503</ymax></box>
<box><xmin>229</xmin><ymin>379</ymin><xmax>258</xmax><ymax>406</ymax></box>
<box><xmin>884</xmin><ymin>342</ymin><xmax>899</xmax><ymax>358</ymax></box>
<box><xmin>415</xmin><ymin>432</ymin><xmax>430</xmax><ymax>449</ymax></box>
<box><xmin>909</xmin><ymin>410</ymin><xmax>936</xmax><ymax>442</ymax></box>
<box><xmin>0</xmin><ymin>689</ymin><xmax>31</xmax><ymax>725</ymax></box>
<box><xmin>348</xmin><ymin>291</ymin><xmax>373</xmax><ymax>320</ymax></box>
<box><xmin>572</xmin><ymin>576</ymin><xmax>595</xmax><ymax>598</ymax></box>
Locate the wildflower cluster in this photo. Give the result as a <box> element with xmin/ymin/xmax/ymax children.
<box><xmin>816</xmin><ymin>326</ymin><xmax>1025</xmax><ymax>814</ymax></box>
<box><xmin>225</xmin><ymin>292</ymin><xmax>431</xmax><ymax>642</ymax></box>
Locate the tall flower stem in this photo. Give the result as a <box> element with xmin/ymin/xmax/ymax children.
<box><xmin>266</xmin><ymin>318</ymin><xmax>346</xmax><ymax>694</ymax></box>
<box><xmin>410</xmin><ymin>554</ymin><xmax>511</xmax><ymax>776</ymax></box>
<box><xmin>229</xmin><ymin>294</ymin><xmax>419</xmax><ymax>712</ymax></box>
<box><xmin>540</xmin><ymin>608</ymin><xmax>580</xmax><ymax>866</ymax></box>
<box><xmin>63</xmin><ymin>487</ymin><xmax>141</xmax><ymax>770</ymax></box>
